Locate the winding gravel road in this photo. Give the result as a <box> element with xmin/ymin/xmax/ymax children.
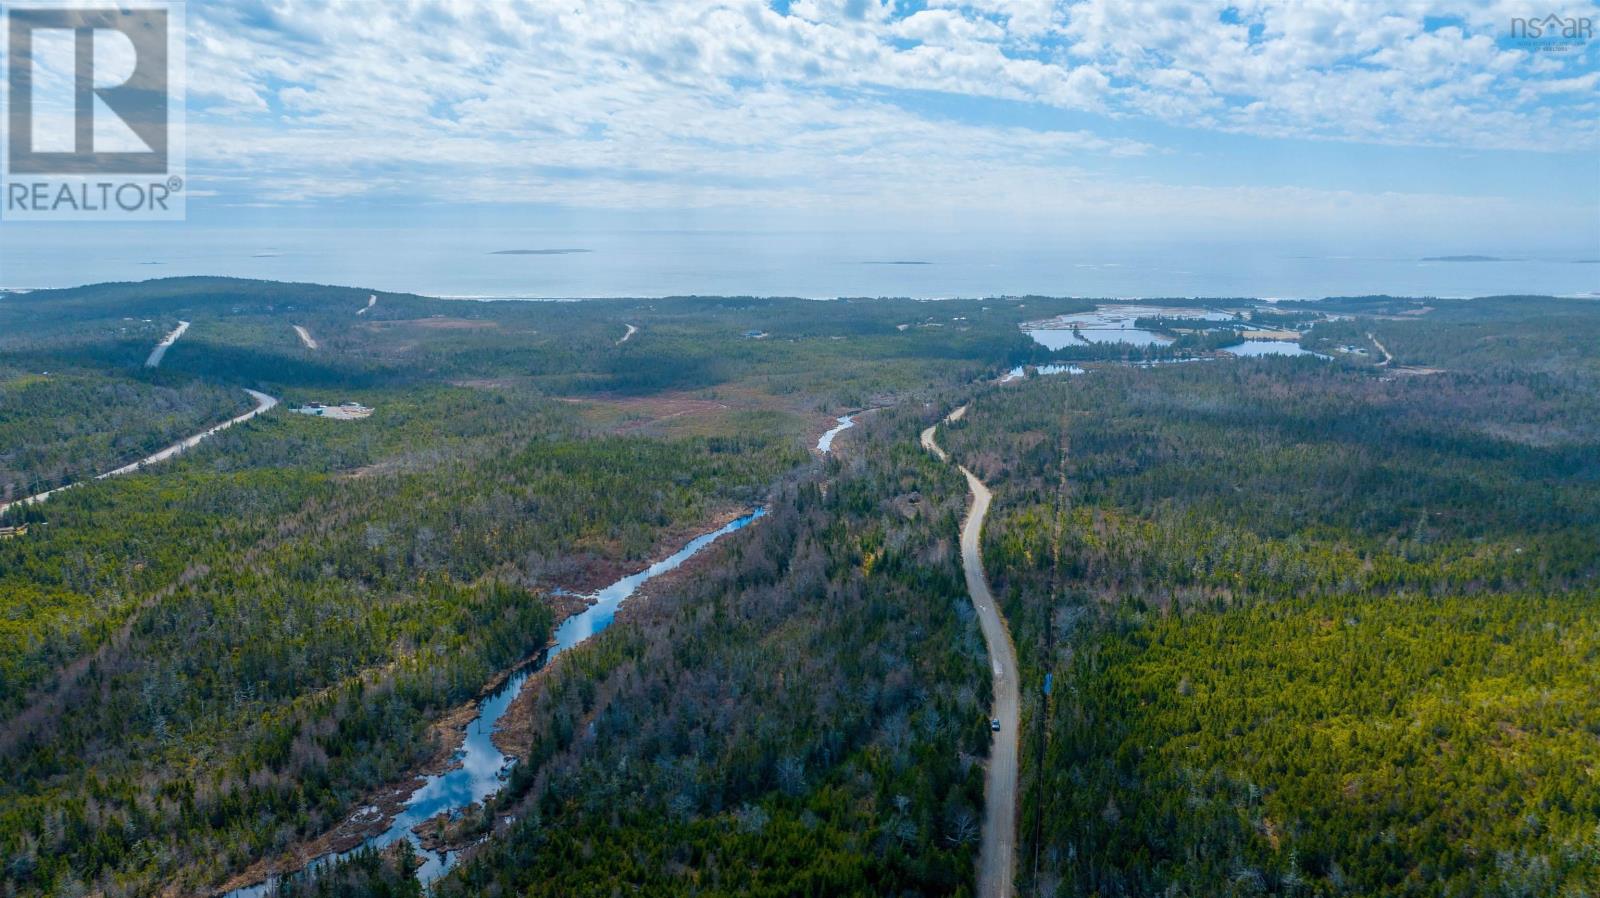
<box><xmin>144</xmin><ymin>320</ymin><xmax>190</xmax><ymax>368</ymax></box>
<box><xmin>922</xmin><ymin>405</ymin><xmax>1019</xmax><ymax>898</ymax></box>
<box><xmin>0</xmin><ymin>389</ymin><xmax>279</xmax><ymax>517</ymax></box>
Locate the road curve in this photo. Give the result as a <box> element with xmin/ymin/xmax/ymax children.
<box><xmin>1368</xmin><ymin>331</ymin><xmax>1393</xmax><ymax>367</ymax></box>
<box><xmin>923</xmin><ymin>405</ymin><xmax>1020</xmax><ymax>898</ymax></box>
<box><xmin>144</xmin><ymin>319</ymin><xmax>190</xmax><ymax>368</ymax></box>
<box><xmin>0</xmin><ymin>389</ymin><xmax>279</xmax><ymax>517</ymax></box>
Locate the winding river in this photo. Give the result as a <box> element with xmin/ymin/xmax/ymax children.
<box><xmin>224</xmin><ymin>507</ymin><xmax>767</xmax><ymax>897</ymax></box>
<box><xmin>816</xmin><ymin>414</ymin><xmax>855</xmax><ymax>453</ymax></box>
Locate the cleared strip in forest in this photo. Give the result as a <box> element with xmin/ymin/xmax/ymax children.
<box><xmin>145</xmin><ymin>319</ymin><xmax>190</xmax><ymax>367</ymax></box>
<box><xmin>0</xmin><ymin>389</ymin><xmax>279</xmax><ymax>517</ymax></box>
<box><xmin>1369</xmin><ymin>332</ymin><xmax>1393</xmax><ymax>366</ymax></box>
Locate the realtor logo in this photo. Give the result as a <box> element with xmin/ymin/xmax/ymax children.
<box><xmin>2</xmin><ymin>1</ymin><xmax>185</xmax><ymax>220</ymax></box>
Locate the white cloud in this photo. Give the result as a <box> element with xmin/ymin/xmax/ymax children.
<box><xmin>1060</xmin><ymin>0</ymin><xmax>1599</xmax><ymax>150</ymax></box>
<box><xmin>178</xmin><ymin>0</ymin><xmax>1599</xmax><ymax>223</ymax></box>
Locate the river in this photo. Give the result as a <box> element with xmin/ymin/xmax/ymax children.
<box><xmin>223</xmin><ymin>507</ymin><xmax>767</xmax><ymax>897</ymax></box>
<box><xmin>816</xmin><ymin>415</ymin><xmax>855</xmax><ymax>453</ymax></box>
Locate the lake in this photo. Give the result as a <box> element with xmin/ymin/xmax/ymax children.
<box><xmin>1022</xmin><ymin>305</ymin><xmax>1236</xmax><ymax>350</ymax></box>
<box><xmin>1225</xmin><ymin>340</ymin><xmax>1327</xmax><ymax>358</ymax></box>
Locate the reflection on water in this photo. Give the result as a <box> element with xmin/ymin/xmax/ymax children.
<box><xmin>1023</xmin><ymin>305</ymin><xmax>1238</xmax><ymax>349</ymax></box>
<box><xmin>1225</xmin><ymin>340</ymin><xmax>1328</xmax><ymax>358</ymax></box>
<box><xmin>1026</xmin><ymin>324</ymin><xmax>1169</xmax><ymax>349</ymax></box>
<box><xmin>6</xmin><ymin>229</ymin><xmax>1597</xmax><ymax>299</ymax></box>
<box><xmin>1001</xmin><ymin>364</ymin><xmax>1085</xmax><ymax>382</ymax></box>
<box><xmin>1021</xmin><ymin>305</ymin><xmax>1333</xmax><ymax>361</ymax></box>
<box><xmin>816</xmin><ymin>415</ymin><xmax>855</xmax><ymax>452</ymax></box>
<box><xmin>223</xmin><ymin>508</ymin><xmax>767</xmax><ymax>898</ymax></box>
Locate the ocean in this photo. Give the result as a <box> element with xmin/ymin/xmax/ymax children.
<box><xmin>2</xmin><ymin>226</ymin><xmax>1595</xmax><ymax>300</ymax></box>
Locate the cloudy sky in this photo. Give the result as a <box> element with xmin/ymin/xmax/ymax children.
<box><xmin>160</xmin><ymin>0</ymin><xmax>1598</xmax><ymax>247</ymax></box>
<box><xmin>3</xmin><ymin>0</ymin><xmax>1598</xmax><ymax>296</ymax></box>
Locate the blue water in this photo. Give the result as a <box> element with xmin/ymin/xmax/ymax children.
<box><xmin>1027</xmin><ymin>326</ymin><xmax>1169</xmax><ymax>349</ymax></box>
<box><xmin>224</xmin><ymin>508</ymin><xmax>766</xmax><ymax>897</ymax></box>
<box><xmin>1021</xmin><ymin>304</ymin><xmax>1252</xmax><ymax>349</ymax></box>
<box><xmin>1000</xmin><ymin>364</ymin><xmax>1084</xmax><ymax>382</ymax></box>
<box><xmin>1225</xmin><ymin>340</ymin><xmax>1327</xmax><ymax>358</ymax></box>
<box><xmin>2</xmin><ymin>228</ymin><xmax>1594</xmax><ymax>299</ymax></box>
<box><xmin>1019</xmin><ymin>305</ymin><xmax>1341</xmax><ymax>359</ymax></box>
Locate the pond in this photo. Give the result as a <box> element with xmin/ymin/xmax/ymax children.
<box><xmin>1000</xmin><ymin>364</ymin><xmax>1086</xmax><ymax>382</ymax></box>
<box><xmin>1225</xmin><ymin>340</ymin><xmax>1329</xmax><ymax>358</ymax></box>
<box><xmin>1022</xmin><ymin>305</ymin><xmax>1238</xmax><ymax>349</ymax></box>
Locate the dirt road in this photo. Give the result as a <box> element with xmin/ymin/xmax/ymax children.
<box><xmin>0</xmin><ymin>389</ymin><xmax>279</xmax><ymax>517</ymax></box>
<box><xmin>145</xmin><ymin>320</ymin><xmax>190</xmax><ymax>368</ymax></box>
<box><xmin>923</xmin><ymin>405</ymin><xmax>1019</xmax><ymax>898</ymax></box>
<box><xmin>1368</xmin><ymin>332</ymin><xmax>1393</xmax><ymax>366</ymax></box>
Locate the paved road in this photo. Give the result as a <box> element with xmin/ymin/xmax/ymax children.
<box><xmin>292</xmin><ymin>324</ymin><xmax>319</xmax><ymax>350</ymax></box>
<box><xmin>923</xmin><ymin>406</ymin><xmax>1019</xmax><ymax>898</ymax></box>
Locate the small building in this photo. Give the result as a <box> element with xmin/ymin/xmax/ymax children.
<box><xmin>0</xmin><ymin>524</ymin><xmax>29</xmax><ymax>539</ymax></box>
<box><xmin>292</xmin><ymin>401</ymin><xmax>374</xmax><ymax>420</ymax></box>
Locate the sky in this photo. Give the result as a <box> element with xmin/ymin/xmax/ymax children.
<box><xmin>3</xmin><ymin>0</ymin><xmax>1599</xmax><ymax>294</ymax></box>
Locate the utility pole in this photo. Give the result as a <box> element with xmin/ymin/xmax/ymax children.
<box><xmin>1029</xmin><ymin>422</ymin><xmax>1069</xmax><ymax>889</ymax></box>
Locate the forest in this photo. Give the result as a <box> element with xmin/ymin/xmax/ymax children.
<box><xmin>941</xmin><ymin>313</ymin><xmax>1600</xmax><ymax>896</ymax></box>
<box><xmin>0</xmin><ymin>383</ymin><xmax>807</xmax><ymax>896</ymax></box>
<box><xmin>426</xmin><ymin>406</ymin><xmax>993</xmax><ymax>897</ymax></box>
<box><xmin>4</xmin><ymin>279</ymin><xmax>1600</xmax><ymax>897</ymax></box>
<box><xmin>0</xmin><ymin>370</ymin><xmax>250</xmax><ymax>501</ymax></box>
<box><xmin>0</xmin><ymin>278</ymin><xmax>1045</xmax><ymax>896</ymax></box>
<box><xmin>0</xmin><ymin>277</ymin><xmax>1090</xmax><ymax>405</ymax></box>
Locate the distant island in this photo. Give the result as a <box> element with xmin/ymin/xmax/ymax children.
<box><xmin>1421</xmin><ymin>255</ymin><xmax>1507</xmax><ymax>262</ymax></box>
<box><xmin>490</xmin><ymin>248</ymin><xmax>592</xmax><ymax>255</ymax></box>
<box><xmin>862</xmin><ymin>260</ymin><xmax>932</xmax><ymax>265</ymax></box>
